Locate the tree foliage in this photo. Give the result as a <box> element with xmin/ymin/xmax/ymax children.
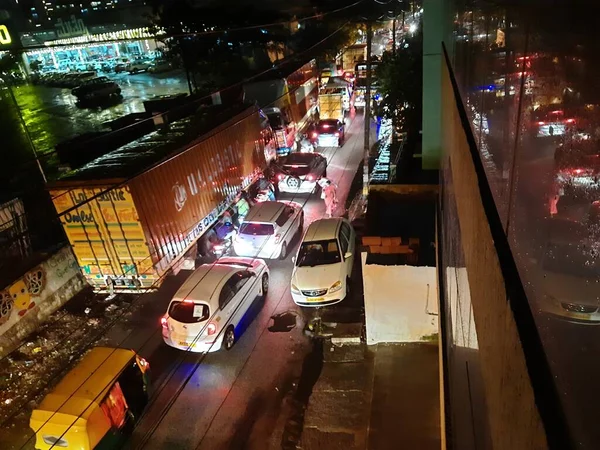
<box><xmin>149</xmin><ymin>0</ymin><xmax>291</xmax><ymax>92</ymax></box>
<box><xmin>375</xmin><ymin>27</ymin><xmax>423</xmax><ymax>133</ymax></box>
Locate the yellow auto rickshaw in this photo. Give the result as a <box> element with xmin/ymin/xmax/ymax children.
<box><xmin>30</xmin><ymin>346</ymin><xmax>150</xmax><ymax>450</ymax></box>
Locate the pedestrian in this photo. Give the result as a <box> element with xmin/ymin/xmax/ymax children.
<box><xmin>318</xmin><ymin>178</ymin><xmax>338</xmax><ymax>218</ymax></box>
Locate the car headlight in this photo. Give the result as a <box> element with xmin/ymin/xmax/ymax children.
<box><xmin>291</xmin><ymin>283</ymin><xmax>301</xmax><ymax>294</ymax></box>
<box><xmin>329</xmin><ymin>280</ymin><xmax>342</xmax><ymax>293</ymax></box>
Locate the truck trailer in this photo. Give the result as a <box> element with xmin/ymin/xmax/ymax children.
<box><xmin>243</xmin><ymin>59</ymin><xmax>319</xmax><ymax>156</ymax></box>
<box><xmin>48</xmin><ymin>104</ymin><xmax>270</xmax><ymax>291</ymax></box>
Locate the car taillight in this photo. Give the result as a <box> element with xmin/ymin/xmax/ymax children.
<box><xmin>161</xmin><ymin>316</ymin><xmax>168</xmax><ymax>328</ymax></box>
<box><xmin>312</xmin><ymin>132</ymin><xmax>318</xmax><ymax>138</ymax></box>
<box><xmin>277</xmin><ymin>174</ymin><xmax>285</xmax><ymax>180</ymax></box>
<box><xmin>334</xmin><ymin>132</ymin><xmax>340</xmax><ymax>136</ymax></box>
<box><xmin>275</xmin><ymin>233</ymin><xmax>283</xmax><ymax>244</ymax></box>
<box><xmin>207</xmin><ymin>323</ymin><xmax>217</xmax><ymax>335</ymax></box>
<box><xmin>306</xmin><ymin>174</ymin><xmax>314</xmax><ymax>181</ymax></box>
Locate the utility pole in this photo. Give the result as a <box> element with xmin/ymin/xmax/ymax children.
<box><xmin>392</xmin><ymin>16</ymin><xmax>396</xmax><ymax>57</ymax></box>
<box><xmin>362</xmin><ymin>20</ymin><xmax>372</xmax><ymax>197</ymax></box>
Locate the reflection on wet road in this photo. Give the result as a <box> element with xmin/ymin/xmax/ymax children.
<box><xmin>11</xmin><ymin>71</ymin><xmax>188</xmax><ymax>157</ymax></box>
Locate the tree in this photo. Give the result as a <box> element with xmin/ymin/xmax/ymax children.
<box><xmin>376</xmin><ymin>27</ymin><xmax>423</xmax><ymax>135</ymax></box>
<box><xmin>149</xmin><ymin>0</ymin><xmax>291</xmax><ymax>93</ymax></box>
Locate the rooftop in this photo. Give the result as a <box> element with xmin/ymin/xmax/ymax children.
<box><xmin>53</xmin><ymin>103</ymin><xmax>252</xmax><ymax>182</ymax></box>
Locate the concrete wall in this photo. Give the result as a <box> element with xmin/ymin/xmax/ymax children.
<box><xmin>362</xmin><ymin>253</ymin><xmax>438</xmax><ymax>344</ymax></box>
<box><xmin>0</xmin><ymin>246</ymin><xmax>86</xmax><ymax>356</ymax></box>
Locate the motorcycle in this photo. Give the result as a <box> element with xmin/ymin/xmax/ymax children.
<box><xmin>212</xmin><ymin>220</ymin><xmax>237</xmax><ymax>258</ymax></box>
<box><xmin>299</xmin><ymin>135</ymin><xmax>315</xmax><ymax>153</ymax></box>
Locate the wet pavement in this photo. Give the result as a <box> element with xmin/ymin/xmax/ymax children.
<box><xmin>11</xmin><ymin>71</ymin><xmax>188</xmax><ymax>161</ymax></box>
<box><xmin>0</xmin><ymin>111</ymin><xmax>375</xmax><ymax>449</ymax></box>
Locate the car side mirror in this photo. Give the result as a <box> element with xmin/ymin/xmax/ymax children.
<box><xmin>344</xmin><ymin>251</ymin><xmax>352</xmax><ymax>259</ymax></box>
<box><xmin>292</xmin><ymin>256</ymin><xmax>296</xmax><ymax>263</ymax></box>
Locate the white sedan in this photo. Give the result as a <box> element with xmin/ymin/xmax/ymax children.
<box><xmin>233</xmin><ymin>201</ymin><xmax>304</xmax><ymax>259</ymax></box>
<box><xmin>161</xmin><ymin>257</ymin><xmax>269</xmax><ymax>353</ymax></box>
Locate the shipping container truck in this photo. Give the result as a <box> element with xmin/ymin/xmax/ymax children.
<box><xmin>48</xmin><ymin>104</ymin><xmax>271</xmax><ymax>291</ymax></box>
<box><xmin>318</xmin><ymin>87</ymin><xmax>348</xmax><ymax>122</ymax></box>
<box><xmin>341</xmin><ymin>44</ymin><xmax>367</xmax><ymax>74</ymax></box>
<box><xmin>243</xmin><ymin>59</ymin><xmax>319</xmax><ymax>156</ymax></box>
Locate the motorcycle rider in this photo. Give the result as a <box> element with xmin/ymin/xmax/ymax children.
<box><xmin>298</xmin><ymin>133</ymin><xmax>315</xmax><ymax>153</ymax></box>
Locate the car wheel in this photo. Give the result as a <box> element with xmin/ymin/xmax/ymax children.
<box><xmin>279</xmin><ymin>242</ymin><xmax>288</xmax><ymax>260</ymax></box>
<box><xmin>223</xmin><ymin>326</ymin><xmax>235</xmax><ymax>351</ymax></box>
<box><xmin>261</xmin><ymin>273</ymin><xmax>269</xmax><ymax>297</ymax></box>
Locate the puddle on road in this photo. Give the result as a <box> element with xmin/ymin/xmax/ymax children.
<box><xmin>268</xmin><ymin>311</ymin><xmax>299</xmax><ymax>333</ymax></box>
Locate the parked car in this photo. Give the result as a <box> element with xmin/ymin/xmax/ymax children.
<box><xmin>272</xmin><ymin>153</ymin><xmax>327</xmax><ymax>195</ymax></box>
<box><xmin>161</xmin><ymin>257</ymin><xmax>269</xmax><ymax>352</ymax></box>
<box><xmin>233</xmin><ymin>201</ymin><xmax>304</xmax><ymax>259</ymax></box>
<box><xmin>149</xmin><ymin>60</ymin><xmax>173</xmax><ymax>73</ymax></box>
<box><xmin>291</xmin><ymin>218</ymin><xmax>356</xmax><ymax>307</ymax></box>
<box><xmin>127</xmin><ymin>60</ymin><xmax>152</xmax><ymax>73</ymax></box>
<box><xmin>71</xmin><ymin>76</ymin><xmax>121</xmax><ymax>101</ymax></box>
<box><xmin>313</xmin><ymin>119</ymin><xmax>345</xmax><ymax>147</ymax></box>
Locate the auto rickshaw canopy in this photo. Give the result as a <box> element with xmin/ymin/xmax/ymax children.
<box><xmin>30</xmin><ymin>347</ymin><xmax>137</xmax><ymax>450</ymax></box>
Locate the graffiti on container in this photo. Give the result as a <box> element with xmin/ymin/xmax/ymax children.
<box><xmin>64</xmin><ymin>210</ymin><xmax>95</xmax><ymax>224</ymax></box>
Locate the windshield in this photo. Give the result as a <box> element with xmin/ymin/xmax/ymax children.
<box><xmin>296</xmin><ymin>239</ymin><xmax>341</xmax><ymax>267</ymax></box>
<box><xmin>283</xmin><ymin>164</ymin><xmax>311</xmax><ymax>176</ymax></box>
<box><xmin>239</xmin><ymin>222</ymin><xmax>274</xmax><ymax>236</ymax></box>
<box><xmin>168</xmin><ymin>301</ymin><xmax>209</xmax><ymax>324</ymax></box>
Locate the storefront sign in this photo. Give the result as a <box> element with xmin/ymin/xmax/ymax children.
<box><xmin>55</xmin><ymin>15</ymin><xmax>88</xmax><ymax>39</ymax></box>
<box><xmin>0</xmin><ymin>25</ymin><xmax>12</xmax><ymax>46</ymax></box>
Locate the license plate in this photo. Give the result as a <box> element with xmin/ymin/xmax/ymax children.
<box><xmin>306</xmin><ymin>297</ymin><xmax>324</xmax><ymax>303</ymax></box>
<box><xmin>179</xmin><ymin>341</ymin><xmax>195</xmax><ymax>347</ymax></box>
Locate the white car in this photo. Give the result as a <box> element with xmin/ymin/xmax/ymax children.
<box><xmin>233</xmin><ymin>201</ymin><xmax>304</xmax><ymax>259</ymax></box>
<box><xmin>291</xmin><ymin>218</ymin><xmax>356</xmax><ymax>307</ymax></box>
<box><xmin>161</xmin><ymin>257</ymin><xmax>269</xmax><ymax>353</ymax></box>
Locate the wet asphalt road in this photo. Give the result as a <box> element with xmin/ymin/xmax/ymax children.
<box><xmin>120</xmin><ymin>112</ymin><xmax>371</xmax><ymax>450</ymax></box>
<box><xmin>11</xmin><ymin>70</ymin><xmax>189</xmax><ymax>158</ymax></box>
<box><xmin>6</xmin><ymin>111</ymin><xmax>373</xmax><ymax>450</ymax></box>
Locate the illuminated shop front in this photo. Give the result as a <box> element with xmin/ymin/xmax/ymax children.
<box><xmin>21</xmin><ymin>26</ymin><xmax>165</xmax><ymax>73</ymax></box>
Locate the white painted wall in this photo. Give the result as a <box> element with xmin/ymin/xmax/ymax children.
<box><xmin>362</xmin><ymin>253</ymin><xmax>438</xmax><ymax>344</ymax></box>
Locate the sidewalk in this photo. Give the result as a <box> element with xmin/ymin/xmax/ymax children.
<box><xmin>302</xmin><ymin>341</ymin><xmax>441</xmax><ymax>450</ymax></box>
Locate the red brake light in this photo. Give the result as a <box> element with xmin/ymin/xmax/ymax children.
<box><xmin>207</xmin><ymin>323</ymin><xmax>217</xmax><ymax>335</ymax></box>
<box><xmin>312</xmin><ymin>132</ymin><xmax>318</xmax><ymax>138</ymax></box>
<box><xmin>538</xmin><ymin>121</ymin><xmax>545</xmax><ymax>125</ymax></box>
<box><xmin>183</xmin><ymin>299</ymin><xmax>194</xmax><ymax>303</ymax></box>
<box><xmin>574</xmin><ymin>168</ymin><xmax>584</xmax><ymax>174</ymax></box>
<box><xmin>306</xmin><ymin>174</ymin><xmax>314</xmax><ymax>181</ymax></box>
<box><xmin>566</xmin><ymin>118</ymin><xmax>575</xmax><ymax>124</ymax></box>
<box><xmin>161</xmin><ymin>316</ymin><xmax>168</xmax><ymax>328</ymax></box>
<box><xmin>334</xmin><ymin>132</ymin><xmax>340</xmax><ymax>136</ymax></box>
<box><xmin>277</xmin><ymin>174</ymin><xmax>285</xmax><ymax>180</ymax></box>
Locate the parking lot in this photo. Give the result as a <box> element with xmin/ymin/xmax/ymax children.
<box><xmin>11</xmin><ymin>70</ymin><xmax>189</xmax><ymax>162</ymax></box>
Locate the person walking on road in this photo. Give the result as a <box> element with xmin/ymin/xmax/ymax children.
<box><xmin>318</xmin><ymin>177</ymin><xmax>338</xmax><ymax>218</ymax></box>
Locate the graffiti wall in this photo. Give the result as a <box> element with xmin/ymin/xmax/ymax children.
<box><xmin>0</xmin><ymin>246</ymin><xmax>85</xmax><ymax>356</ymax></box>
